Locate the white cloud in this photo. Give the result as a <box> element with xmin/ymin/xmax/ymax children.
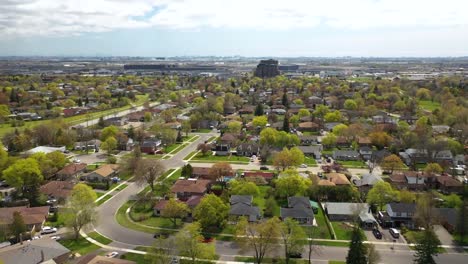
<box><xmin>2</xmin><ymin>0</ymin><xmax>468</xmax><ymax>37</ymax></box>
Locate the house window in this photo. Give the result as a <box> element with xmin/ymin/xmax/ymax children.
<box><xmin>396</xmin><ymin>212</ymin><xmax>401</xmax><ymax>217</ymax></box>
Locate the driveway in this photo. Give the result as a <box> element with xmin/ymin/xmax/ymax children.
<box><xmin>434</xmin><ymin>225</ymin><xmax>456</xmax><ymax>252</ymax></box>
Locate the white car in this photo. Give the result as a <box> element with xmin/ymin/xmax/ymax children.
<box><xmin>389</xmin><ymin>228</ymin><xmax>400</xmax><ymax>238</ymax></box>
<box><xmin>50</xmin><ymin>236</ymin><xmax>61</xmax><ymax>240</ymax></box>
<box><xmin>299</xmin><ymin>164</ymin><xmax>308</xmax><ymax>168</ymax></box>
<box><xmin>106</xmin><ymin>252</ymin><xmax>119</xmax><ymax>258</ymax></box>
<box><xmin>32</xmin><ymin>235</ymin><xmax>41</xmax><ymax>240</ymax></box>
<box><xmin>41</xmin><ymin>226</ymin><xmax>57</xmax><ymax>235</ymax></box>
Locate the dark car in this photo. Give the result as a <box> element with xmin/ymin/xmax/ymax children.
<box><xmin>260</xmin><ymin>166</ymin><xmax>269</xmax><ymax>170</ymax></box>
<box><xmin>372</xmin><ymin>228</ymin><xmax>382</xmax><ymax>239</ymax></box>
<box><xmin>288</xmin><ymin>252</ymin><xmax>302</xmax><ymax>258</ymax></box>
<box><xmin>153</xmin><ymin>232</ymin><xmax>169</xmax><ymax>239</ymax></box>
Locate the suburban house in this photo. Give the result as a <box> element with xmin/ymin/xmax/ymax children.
<box><xmin>378</xmin><ymin>203</ymin><xmax>416</xmax><ymax>228</ymax></box>
<box><xmin>322</xmin><ymin>202</ymin><xmax>377</xmax><ymax>229</ymax></box>
<box><xmin>82</xmin><ymin>164</ymin><xmax>120</xmax><ymax>182</ymax></box>
<box><xmin>323</xmin><ymin>173</ymin><xmax>351</xmax><ymax>186</ymax></box>
<box><xmin>298</xmin><ymin>146</ymin><xmax>322</xmax><ymax>160</ymax></box>
<box><xmin>333</xmin><ymin>150</ymin><xmax>360</xmax><ymax>161</ymax></box>
<box><xmin>170</xmin><ymin>179</ymin><xmax>211</xmax><ymax>201</ymax></box>
<box><xmin>352</xmin><ymin>173</ymin><xmax>383</xmax><ymax>193</ymax></box>
<box><xmin>229</xmin><ymin>195</ymin><xmax>261</xmax><ymax>222</ymax></box>
<box><xmin>74</xmin><ymin>254</ymin><xmax>136</xmax><ymax>264</ymax></box>
<box><xmin>74</xmin><ymin>139</ymin><xmax>101</xmax><ymax>152</ymax></box>
<box><xmin>359</xmin><ymin>146</ymin><xmax>373</xmax><ymax>161</ymax></box>
<box><xmin>388</xmin><ymin>171</ymin><xmax>436</xmax><ymax>191</ymax></box>
<box><xmin>399</xmin><ymin>148</ymin><xmax>429</xmax><ymax>165</ymax></box>
<box><xmin>191</xmin><ymin>167</ymin><xmax>211</xmax><ymax>179</ymax></box>
<box><xmin>297</xmin><ymin>122</ymin><xmax>319</xmax><ymax>132</ymax></box>
<box><xmin>0</xmin><ymin>206</ymin><xmax>50</xmax><ymax>232</ymax></box>
<box><xmin>39</xmin><ymin>181</ymin><xmax>75</xmax><ymax>203</ymax></box>
<box><xmin>435</xmin><ymin>175</ymin><xmax>463</xmax><ymax>194</ymax></box>
<box><xmin>236</xmin><ymin>143</ymin><xmax>260</xmax><ymax>157</ymax></box>
<box><xmin>299</xmin><ymin>135</ymin><xmax>320</xmax><ymax>145</ymax></box>
<box><xmin>105</xmin><ymin>116</ymin><xmax>127</xmax><ymax>126</ymax></box>
<box><xmin>55</xmin><ymin>163</ymin><xmax>87</xmax><ymax>181</ymax></box>
<box><xmin>0</xmin><ymin>238</ymin><xmax>70</xmax><ymax>264</ymax></box>
<box><xmin>280</xmin><ymin>196</ymin><xmax>315</xmax><ymax>225</ymax></box>
<box><xmin>140</xmin><ymin>139</ymin><xmax>162</xmax><ymax>154</ymax></box>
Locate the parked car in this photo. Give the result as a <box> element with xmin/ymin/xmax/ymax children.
<box><xmin>32</xmin><ymin>235</ymin><xmax>41</xmax><ymax>240</ymax></box>
<box><xmin>153</xmin><ymin>232</ymin><xmax>169</xmax><ymax>239</ymax></box>
<box><xmin>106</xmin><ymin>252</ymin><xmax>119</xmax><ymax>258</ymax></box>
<box><xmin>288</xmin><ymin>252</ymin><xmax>302</xmax><ymax>258</ymax></box>
<box><xmin>260</xmin><ymin>166</ymin><xmax>269</xmax><ymax>170</ymax></box>
<box><xmin>389</xmin><ymin>228</ymin><xmax>400</xmax><ymax>238</ymax></box>
<box><xmin>299</xmin><ymin>164</ymin><xmax>308</xmax><ymax>168</ymax></box>
<box><xmin>372</xmin><ymin>228</ymin><xmax>382</xmax><ymax>239</ymax></box>
<box><xmin>41</xmin><ymin>226</ymin><xmax>57</xmax><ymax>235</ymax></box>
<box><xmin>50</xmin><ymin>236</ymin><xmax>61</xmax><ymax>240</ymax></box>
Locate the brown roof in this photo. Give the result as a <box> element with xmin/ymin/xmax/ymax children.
<box><xmin>220</xmin><ymin>133</ymin><xmax>237</xmax><ymax>142</ymax></box>
<box><xmin>153</xmin><ymin>200</ymin><xmax>169</xmax><ymax>210</ymax></box>
<box><xmin>389</xmin><ymin>172</ymin><xmax>407</xmax><ymax>183</ymax></box>
<box><xmin>0</xmin><ymin>206</ymin><xmax>49</xmax><ymax>225</ymax></box>
<box><xmin>436</xmin><ymin>176</ymin><xmax>462</xmax><ymax>187</ymax></box>
<box><xmin>92</xmin><ymin>164</ymin><xmax>120</xmax><ymax>178</ymax></box>
<box><xmin>192</xmin><ymin>167</ymin><xmax>211</xmax><ymax>177</ymax></box>
<box><xmin>358</xmin><ymin>137</ymin><xmax>372</xmax><ymax>144</ymax></box>
<box><xmin>56</xmin><ymin>163</ymin><xmax>87</xmax><ymax>176</ymax></box>
<box><xmin>325</xmin><ymin>173</ymin><xmax>350</xmax><ymax>185</ymax></box>
<box><xmin>244</xmin><ymin>171</ymin><xmax>275</xmax><ymax>179</ymax></box>
<box><xmin>75</xmin><ymin>254</ymin><xmax>136</xmax><ymax>264</ymax></box>
<box><xmin>171</xmin><ymin>179</ymin><xmax>210</xmax><ymax>194</ymax></box>
<box><xmin>318</xmin><ymin>179</ymin><xmax>336</xmax><ymax>186</ymax></box>
<box><xmin>39</xmin><ymin>181</ymin><xmax>75</xmax><ymax>199</ymax></box>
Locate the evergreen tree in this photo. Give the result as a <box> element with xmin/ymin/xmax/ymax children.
<box><xmin>282</xmin><ymin>115</ymin><xmax>290</xmax><ymax>132</ymax></box>
<box><xmin>176</xmin><ymin>129</ymin><xmax>183</xmax><ymax>143</ymax></box>
<box><xmin>97</xmin><ymin>116</ymin><xmax>105</xmax><ymax>128</ymax></box>
<box><xmin>413</xmin><ymin>229</ymin><xmax>440</xmax><ymax>264</ymax></box>
<box><xmin>346</xmin><ymin>227</ymin><xmax>367</xmax><ymax>264</ymax></box>
<box><xmin>10</xmin><ymin>211</ymin><xmax>26</xmax><ymax>242</ymax></box>
<box><xmin>181</xmin><ymin>164</ymin><xmax>193</xmax><ymax>178</ymax></box>
<box><xmin>282</xmin><ymin>89</ymin><xmax>289</xmax><ymax>108</ymax></box>
<box><xmin>254</xmin><ymin>103</ymin><xmax>264</xmax><ymax>116</ymax></box>
<box><xmin>456</xmin><ymin>184</ymin><xmax>468</xmax><ymax>245</ymax></box>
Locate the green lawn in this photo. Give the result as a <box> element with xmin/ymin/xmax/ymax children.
<box><xmin>329</xmin><ymin>261</ymin><xmax>346</xmax><ymax>264</ymax></box>
<box><xmin>305</xmin><ymin>206</ymin><xmax>332</xmax><ymax>239</ymax></box>
<box><xmin>167</xmin><ymin>143</ymin><xmax>189</xmax><ymax>155</ymax></box>
<box><xmin>87</xmin><ymin>231</ymin><xmax>112</xmax><ymax>245</ymax></box>
<box><xmin>304</xmin><ymin>156</ymin><xmax>317</xmax><ymax>166</ymax></box>
<box><xmin>338</xmin><ymin>160</ymin><xmax>367</xmax><ymax>168</ymax></box>
<box><xmin>120</xmin><ymin>253</ymin><xmax>147</xmax><ymax>264</ymax></box>
<box><xmin>235</xmin><ymin>257</ymin><xmax>309</xmax><ymax>263</ymax></box>
<box><xmin>95</xmin><ymin>192</ymin><xmax>105</xmax><ymax>198</ymax></box>
<box><xmin>331</xmin><ymin>222</ymin><xmax>356</xmax><ymax>240</ymax></box>
<box><xmin>116</xmin><ymin>201</ymin><xmax>156</xmax><ymax>234</ymax></box>
<box><xmin>453</xmin><ymin>234</ymin><xmax>468</xmax><ymax>245</ymax></box>
<box><xmin>194</xmin><ymin>128</ymin><xmax>212</xmax><ymax>133</ymax></box>
<box><xmin>316</xmin><ymin>240</ymin><xmax>350</xmax><ymax>247</ymax></box>
<box><xmin>142</xmin><ymin>154</ymin><xmax>163</xmax><ymax>159</ymax></box>
<box><xmin>96</xmin><ymin>194</ymin><xmax>113</xmax><ymax>206</ymax></box>
<box><xmin>58</xmin><ymin>236</ymin><xmax>101</xmax><ymax>255</ymax></box>
<box><xmin>419</xmin><ymin>100</ymin><xmax>441</xmax><ymax>111</ymax></box>
<box><xmin>187</xmin><ymin>152</ymin><xmax>249</xmax><ymax>164</ymax></box>
<box><xmin>253</xmin><ymin>186</ymin><xmax>271</xmax><ymax>215</ymax></box>
<box><xmin>115</xmin><ymin>184</ymin><xmax>128</xmax><ymax>192</ymax></box>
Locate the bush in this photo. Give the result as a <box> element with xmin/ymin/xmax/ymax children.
<box><xmin>86</xmin><ymin>182</ymin><xmax>109</xmax><ymax>190</ymax></box>
<box><xmin>107</xmin><ymin>156</ymin><xmax>117</xmax><ymax>164</ymax></box>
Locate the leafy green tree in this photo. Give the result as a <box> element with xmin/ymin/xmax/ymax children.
<box><xmin>181</xmin><ymin>163</ymin><xmax>193</xmax><ymax>178</ymax></box>
<box><xmin>289</xmin><ymin>146</ymin><xmax>305</xmax><ymax>166</ymax></box>
<box><xmin>366</xmin><ymin>181</ymin><xmax>399</xmax><ymax>210</ymax></box>
<box><xmin>254</xmin><ymin>103</ymin><xmax>264</xmax><ymax>116</ymax></box>
<box><xmin>264</xmin><ymin>196</ymin><xmax>278</xmax><ymax>217</ymax></box>
<box><xmin>227</xmin><ymin>121</ymin><xmax>242</xmax><ymax>134</ymax></box>
<box><xmin>259</xmin><ymin>128</ymin><xmax>278</xmax><ymax>147</ymax></box>
<box><xmin>135</xmin><ymin>159</ymin><xmax>165</xmax><ymax>192</ymax></box>
<box><xmin>275</xmin><ymin>170</ymin><xmax>312</xmax><ymax>198</ymax></box>
<box><xmin>424</xmin><ymin>163</ymin><xmax>443</xmax><ymax>174</ymax></box>
<box><xmin>280</xmin><ymin>218</ymin><xmax>306</xmax><ymax>264</ymax></box>
<box><xmin>321</xmin><ymin>133</ymin><xmax>337</xmax><ymax>149</ymax></box>
<box><xmin>282</xmin><ymin>115</ymin><xmax>290</xmax><ymax>132</ymax></box>
<box><xmin>101</xmin><ymin>136</ymin><xmax>117</xmax><ymax>155</ymax></box>
<box><xmin>324</xmin><ymin>110</ymin><xmax>342</xmax><ymax>122</ymax></box>
<box><xmin>230</xmin><ymin>180</ymin><xmax>260</xmax><ymax>197</ymax></box>
<box><xmin>9</xmin><ymin>211</ymin><xmax>26</xmax><ymax>242</ymax></box>
<box><xmin>413</xmin><ymin>229</ymin><xmax>440</xmax><ymax>264</ymax></box>
<box><xmin>332</xmin><ymin>124</ymin><xmax>348</xmax><ymax>136</ymax></box>
<box><xmin>298</xmin><ymin>108</ymin><xmax>311</xmax><ymax>118</ymax></box>
<box><xmin>235</xmin><ymin>216</ymin><xmax>281</xmax><ymax>264</ymax></box>
<box><xmin>344</xmin><ymin>99</ymin><xmax>358</xmax><ymax>110</ymax></box>
<box><xmin>64</xmin><ymin>183</ymin><xmax>97</xmax><ymax>239</ymax></box>
<box><xmin>3</xmin><ymin>158</ymin><xmax>43</xmax><ymax>205</ymax></box>
<box><xmin>175</xmin><ymin>222</ymin><xmax>216</xmax><ymax>264</ymax></box>
<box><xmin>346</xmin><ymin>227</ymin><xmax>367</xmax><ymax>264</ymax></box>
<box><xmin>252</xmin><ymin>115</ymin><xmax>268</xmax><ymax>128</ymax></box>
<box><xmin>182</xmin><ymin>120</ymin><xmax>192</xmax><ymax>137</ymax></box>
<box><xmin>100</xmin><ymin>125</ymin><xmax>118</xmax><ymax>141</ymax></box>
<box><xmin>379</xmin><ymin>154</ymin><xmax>405</xmax><ymax>174</ymax></box>
<box><xmin>145</xmin><ymin>237</ymin><xmax>177</xmax><ymax>264</ymax></box>
<box><xmin>399</xmin><ymin>190</ymin><xmax>416</xmax><ymax>203</ymax></box>
<box><xmin>161</xmin><ymin>199</ymin><xmax>189</xmax><ymax>228</ymax></box>
<box><xmin>194</xmin><ymin>194</ymin><xmax>229</xmax><ymax>231</ymax></box>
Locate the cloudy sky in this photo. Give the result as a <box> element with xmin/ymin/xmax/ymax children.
<box><xmin>1</xmin><ymin>0</ymin><xmax>467</xmax><ymax>57</ymax></box>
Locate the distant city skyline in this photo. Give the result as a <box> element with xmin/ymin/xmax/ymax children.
<box><xmin>1</xmin><ymin>0</ymin><xmax>468</xmax><ymax>57</ymax></box>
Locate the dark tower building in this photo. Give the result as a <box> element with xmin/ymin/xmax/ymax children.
<box><xmin>254</xmin><ymin>59</ymin><xmax>280</xmax><ymax>78</ymax></box>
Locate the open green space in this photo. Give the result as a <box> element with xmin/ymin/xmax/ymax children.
<box><xmin>304</xmin><ymin>156</ymin><xmax>317</xmax><ymax>166</ymax></box>
<box><xmin>194</xmin><ymin>128</ymin><xmax>212</xmax><ymax>133</ymax></box>
<box><xmin>235</xmin><ymin>257</ymin><xmax>309</xmax><ymax>263</ymax></box>
<box><xmin>116</xmin><ymin>201</ymin><xmax>156</xmax><ymax>234</ymax></box>
<box><xmin>87</xmin><ymin>231</ymin><xmax>112</xmax><ymax>245</ymax></box>
<box><xmin>253</xmin><ymin>186</ymin><xmax>270</xmax><ymax>215</ymax></box>
<box><xmin>114</xmin><ymin>183</ymin><xmax>128</xmax><ymax>192</ymax></box>
<box><xmin>419</xmin><ymin>100</ymin><xmax>441</xmax><ymax>111</ymax></box>
<box><xmin>58</xmin><ymin>236</ymin><xmax>101</xmax><ymax>255</ymax></box>
<box><xmin>329</xmin><ymin>261</ymin><xmax>346</xmax><ymax>264</ymax></box>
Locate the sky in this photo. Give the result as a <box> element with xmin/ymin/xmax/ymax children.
<box><xmin>1</xmin><ymin>0</ymin><xmax>468</xmax><ymax>57</ymax></box>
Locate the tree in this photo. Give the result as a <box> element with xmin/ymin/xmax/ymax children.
<box><xmin>413</xmin><ymin>229</ymin><xmax>440</xmax><ymax>264</ymax></box>
<box><xmin>230</xmin><ymin>179</ymin><xmax>260</xmax><ymax>197</ymax></box>
<box><xmin>144</xmin><ymin>112</ymin><xmax>152</xmax><ymax>122</ymax></box>
<box><xmin>252</xmin><ymin>115</ymin><xmax>268</xmax><ymax>128</ymax></box>
<box><xmin>444</xmin><ymin>193</ymin><xmax>462</xmax><ymax>208</ymax></box>
<box><xmin>264</xmin><ymin>196</ymin><xmax>278</xmax><ymax>217</ymax></box>
<box><xmin>332</xmin><ymin>124</ymin><xmax>348</xmax><ymax>136</ymax></box>
<box><xmin>289</xmin><ymin>147</ymin><xmax>305</xmax><ymax>166</ymax></box>
<box><xmin>175</xmin><ymin>222</ymin><xmax>216</xmax><ymax>264</ymax></box>
<box><xmin>162</xmin><ymin>199</ymin><xmax>189</xmax><ymax>228</ymax></box>
<box><xmin>324</xmin><ymin>110</ymin><xmax>342</xmax><ymax>122</ymax></box>
<box><xmin>135</xmin><ymin>160</ymin><xmax>166</xmax><ymax>192</ymax></box>
<box><xmin>259</xmin><ymin>128</ymin><xmax>278</xmax><ymax>147</ymax></box>
<box><xmin>235</xmin><ymin>216</ymin><xmax>281</xmax><ymax>264</ymax></box>
<box><xmin>414</xmin><ymin>192</ymin><xmax>438</xmax><ymax>230</ymax></box>
<box><xmin>298</xmin><ymin>108</ymin><xmax>311</xmax><ymax>118</ymax></box>
<box><xmin>193</xmin><ymin>194</ymin><xmax>229</xmax><ymax>231</ymax></box>
<box><xmin>282</xmin><ymin>115</ymin><xmax>290</xmax><ymax>132</ymax></box>
<box><xmin>145</xmin><ymin>237</ymin><xmax>177</xmax><ymax>264</ymax></box>
<box><xmin>273</xmin><ymin>147</ymin><xmax>304</xmax><ymax>170</ymax></box>
<box><xmin>399</xmin><ymin>190</ymin><xmax>416</xmax><ymax>203</ymax></box>
<box><xmin>182</xmin><ymin>120</ymin><xmax>192</xmax><ymax>137</ymax></box>
<box><xmin>64</xmin><ymin>183</ymin><xmax>97</xmax><ymax>239</ymax></box>
<box><xmin>100</xmin><ymin>125</ymin><xmax>118</xmax><ymax>141</ymax></box>
<box><xmin>10</xmin><ymin>211</ymin><xmax>26</xmax><ymax>242</ymax></box>
<box><xmin>366</xmin><ymin>181</ymin><xmax>398</xmax><ymax>210</ymax></box>
<box><xmin>379</xmin><ymin>154</ymin><xmax>405</xmax><ymax>174</ymax></box>
<box><xmin>282</xmin><ymin>92</ymin><xmax>289</xmax><ymax>108</ymax></box>
<box><xmin>424</xmin><ymin>163</ymin><xmax>443</xmax><ymax>174</ymax></box>
<box><xmin>275</xmin><ymin>171</ymin><xmax>311</xmax><ymax>198</ymax></box>
<box><xmin>181</xmin><ymin>163</ymin><xmax>193</xmax><ymax>178</ymax></box>
<box><xmin>3</xmin><ymin>158</ymin><xmax>43</xmax><ymax>205</ymax></box>
<box><xmin>321</xmin><ymin>133</ymin><xmax>337</xmax><ymax>149</ymax></box>
<box><xmin>197</xmin><ymin>143</ymin><xmax>211</xmax><ymax>156</ymax></box>
<box><xmin>208</xmin><ymin>162</ymin><xmax>232</xmax><ymax>182</ymax></box>
<box><xmin>346</xmin><ymin>227</ymin><xmax>367</xmax><ymax>264</ymax></box>
<box><xmin>280</xmin><ymin>218</ymin><xmax>306</xmax><ymax>264</ymax></box>
<box><xmin>369</xmin><ymin>131</ymin><xmax>392</xmax><ymax>149</ymax></box>
<box><xmin>227</xmin><ymin>121</ymin><xmax>242</xmax><ymax>134</ymax></box>
<box><xmin>101</xmin><ymin>136</ymin><xmax>117</xmax><ymax>156</ymax></box>
<box><xmin>344</xmin><ymin>99</ymin><xmax>358</xmax><ymax>110</ymax></box>
<box><xmin>254</xmin><ymin>103</ymin><xmax>264</xmax><ymax>116</ymax></box>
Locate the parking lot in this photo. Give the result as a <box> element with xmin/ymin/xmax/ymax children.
<box><xmin>365</xmin><ymin>227</ymin><xmax>407</xmax><ymax>244</ymax></box>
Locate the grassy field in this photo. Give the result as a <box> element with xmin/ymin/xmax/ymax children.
<box><xmin>338</xmin><ymin>160</ymin><xmax>367</xmax><ymax>168</ymax></box>
<box><xmin>331</xmin><ymin>222</ymin><xmax>356</xmax><ymax>240</ymax></box>
<box><xmin>307</xmin><ymin>206</ymin><xmax>332</xmax><ymax>239</ymax></box>
<box><xmin>87</xmin><ymin>231</ymin><xmax>112</xmax><ymax>245</ymax></box>
<box><xmin>185</xmin><ymin>151</ymin><xmax>249</xmax><ymax>164</ymax></box>
<box><xmin>0</xmin><ymin>94</ymin><xmax>149</xmax><ymax>137</ymax></box>
<box><xmin>116</xmin><ymin>201</ymin><xmax>156</xmax><ymax>234</ymax></box>
<box><xmin>235</xmin><ymin>257</ymin><xmax>310</xmax><ymax>263</ymax></box>
<box><xmin>96</xmin><ymin>194</ymin><xmax>113</xmax><ymax>206</ymax></box>
<box><xmin>120</xmin><ymin>253</ymin><xmax>146</xmax><ymax>264</ymax></box>
<box><xmin>304</xmin><ymin>156</ymin><xmax>317</xmax><ymax>166</ymax></box>
<box><xmin>253</xmin><ymin>186</ymin><xmax>271</xmax><ymax>215</ymax></box>
<box><xmin>59</xmin><ymin>236</ymin><xmax>101</xmax><ymax>255</ymax></box>
<box><xmin>329</xmin><ymin>261</ymin><xmax>346</xmax><ymax>264</ymax></box>
<box><xmin>419</xmin><ymin>100</ymin><xmax>441</xmax><ymax>111</ymax></box>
